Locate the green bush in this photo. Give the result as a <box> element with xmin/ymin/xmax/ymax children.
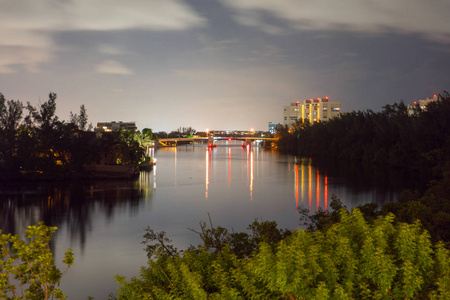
<box><xmin>115</xmin><ymin>210</ymin><xmax>450</xmax><ymax>299</ymax></box>
<box><xmin>0</xmin><ymin>222</ymin><xmax>74</xmax><ymax>300</ymax></box>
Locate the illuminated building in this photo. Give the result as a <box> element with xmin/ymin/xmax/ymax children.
<box><xmin>407</xmin><ymin>94</ymin><xmax>439</xmax><ymax>115</ymax></box>
<box><xmin>283</xmin><ymin>97</ymin><xmax>341</xmax><ymax>127</ymax></box>
<box><xmin>268</xmin><ymin>122</ymin><xmax>279</xmax><ymax>134</ymax></box>
<box><xmin>95</xmin><ymin>121</ymin><xmax>137</xmax><ymax>132</ymax></box>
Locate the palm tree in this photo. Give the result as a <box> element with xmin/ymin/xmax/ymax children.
<box><xmin>134</xmin><ymin>128</ymin><xmax>154</xmax><ymax>157</ymax></box>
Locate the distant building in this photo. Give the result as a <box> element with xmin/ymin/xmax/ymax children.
<box><xmin>407</xmin><ymin>94</ymin><xmax>439</xmax><ymax>115</ymax></box>
<box><xmin>95</xmin><ymin>121</ymin><xmax>137</xmax><ymax>132</ymax></box>
<box><xmin>283</xmin><ymin>97</ymin><xmax>341</xmax><ymax>127</ymax></box>
<box><xmin>268</xmin><ymin>122</ymin><xmax>279</xmax><ymax>134</ymax></box>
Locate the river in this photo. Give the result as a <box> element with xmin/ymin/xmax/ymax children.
<box><xmin>0</xmin><ymin>140</ymin><xmax>415</xmax><ymax>299</ymax></box>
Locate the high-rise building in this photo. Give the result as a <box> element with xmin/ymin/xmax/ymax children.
<box><xmin>283</xmin><ymin>97</ymin><xmax>341</xmax><ymax>127</ymax></box>
<box><xmin>407</xmin><ymin>94</ymin><xmax>439</xmax><ymax>115</ymax></box>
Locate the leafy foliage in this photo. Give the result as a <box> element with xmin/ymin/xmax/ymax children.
<box><xmin>116</xmin><ymin>211</ymin><xmax>450</xmax><ymax>299</ymax></box>
<box><xmin>0</xmin><ymin>92</ymin><xmax>147</xmax><ymax>179</ymax></box>
<box><xmin>143</xmin><ymin>215</ymin><xmax>292</xmax><ymax>260</ymax></box>
<box><xmin>0</xmin><ymin>222</ymin><xmax>74</xmax><ymax>300</ymax></box>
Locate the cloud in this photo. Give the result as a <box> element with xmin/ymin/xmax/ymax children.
<box><xmin>95</xmin><ymin>60</ymin><xmax>134</xmax><ymax>75</ymax></box>
<box><xmin>0</xmin><ymin>0</ymin><xmax>206</xmax><ymax>72</ymax></box>
<box><xmin>0</xmin><ymin>0</ymin><xmax>206</xmax><ymax>32</ymax></box>
<box><xmin>0</xmin><ymin>46</ymin><xmax>52</xmax><ymax>73</ymax></box>
<box><xmin>97</xmin><ymin>44</ymin><xmax>132</xmax><ymax>56</ymax></box>
<box><xmin>222</xmin><ymin>0</ymin><xmax>450</xmax><ymax>42</ymax></box>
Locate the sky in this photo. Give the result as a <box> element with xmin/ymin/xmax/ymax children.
<box><xmin>1</xmin><ymin>0</ymin><xmax>449</xmax><ymax>132</ymax></box>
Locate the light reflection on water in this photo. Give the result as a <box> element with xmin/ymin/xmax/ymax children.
<box><xmin>0</xmin><ymin>140</ymin><xmax>412</xmax><ymax>299</ymax></box>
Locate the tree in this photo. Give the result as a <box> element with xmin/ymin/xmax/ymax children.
<box><xmin>26</xmin><ymin>93</ymin><xmax>59</xmax><ymax>132</ymax></box>
<box><xmin>115</xmin><ymin>211</ymin><xmax>450</xmax><ymax>299</ymax></box>
<box><xmin>0</xmin><ymin>93</ymin><xmax>24</xmax><ymax>133</ymax></box>
<box><xmin>134</xmin><ymin>128</ymin><xmax>154</xmax><ymax>157</ymax></box>
<box><xmin>0</xmin><ymin>222</ymin><xmax>74</xmax><ymax>300</ymax></box>
<box><xmin>0</xmin><ymin>93</ymin><xmax>24</xmax><ymax>169</ymax></box>
<box><xmin>69</xmin><ymin>104</ymin><xmax>88</xmax><ymax>131</ymax></box>
<box><xmin>181</xmin><ymin>126</ymin><xmax>196</xmax><ymax>137</ymax></box>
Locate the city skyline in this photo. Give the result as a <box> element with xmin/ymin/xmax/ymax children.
<box><xmin>1</xmin><ymin>1</ymin><xmax>449</xmax><ymax>131</ymax></box>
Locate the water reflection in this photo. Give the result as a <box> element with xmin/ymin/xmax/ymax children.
<box><xmin>309</xmin><ymin>161</ymin><xmax>312</xmax><ymax>212</ymax></box>
<box><xmin>228</xmin><ymin>147</ymin><xmax>231</xmax><ymax>186</ymax></box>
<box><xmin>293</xmin><ymin>158</ymin><xmax>330</xmax><ymax>213</ymax></box>
<box><xmin>204</xmin><ymin>143</ymin><xmax>255</xmax><ymax>200</ymax></box>
<box><xmin>249</xmin><ymin>149</ymin><xmax>254</xmax><ymax>200</ymax></box>
<box><xmin>295</xmin><ymin>165</ymin><xmax>299</xmax><ymax>210</ymax></box>
<box><xmin>205</xmin><ymin>148</ymin><xmax>210</xmax><ymax>198</ymax></box>
<box><xmin>0</xmin><ymin>177</ymin><xmax>152</xmax><ymax>252</ymax></box>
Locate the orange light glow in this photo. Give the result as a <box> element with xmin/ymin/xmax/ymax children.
<box><xmin>308</xmin><ymin>163</ymin><xmax>312</xmax><ymax>213</ymax></box>
<box><xmin>301</xmin><ymin>162</ymin><xmax>304</xmax><ymax>203</ymax></box>
<box><xmin>316</xmin><ymin>170</ymin><xmax>320</xmax><ymax>212</ymax></box>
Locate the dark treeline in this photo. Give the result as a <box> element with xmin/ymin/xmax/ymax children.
<box><xmin>0</xmin><ymin>92</ymin><xmax>144</xmax><ymax>179</ymax></box>
<box><xmin>278</xmin><ymin>91</ymin><xmax>450</xmax><ymax>246</ymax></box>
<box><xmin>277</xmin><ymin>92</ymin><xmax>450</xmax><ymax>173</ymax></box>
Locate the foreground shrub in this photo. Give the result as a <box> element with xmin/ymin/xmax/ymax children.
<box><xmin>0</xmin><ymin>222</ymin><xmax>74</xmax><ymax>300</ymax></box>
<box><xmin>116</xmin><ymin>210</ymin><xmax>450</xmax><ymax>299</ymax></box>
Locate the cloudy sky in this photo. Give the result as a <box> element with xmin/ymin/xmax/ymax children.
<box><xmin>1</xmin><ymin>0</ymin><xmax>449</xmax><ymax>131</ymax></box>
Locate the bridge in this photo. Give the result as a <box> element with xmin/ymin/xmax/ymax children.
<box><xmin>156</xmin><ymin>136</ymin><xmax>278</xmax><ymax>147</ymax></box>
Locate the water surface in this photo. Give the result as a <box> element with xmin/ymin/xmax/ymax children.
<box><xmin>0</xmin><ymin>140</ymin><xmax>412</xmax><ymax>299</ymax></box>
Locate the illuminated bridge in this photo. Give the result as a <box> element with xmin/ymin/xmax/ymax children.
<box><xmin>156</xmin><ymin>136</ymin><xmax>278</xmax><ymax>147</ymax></box>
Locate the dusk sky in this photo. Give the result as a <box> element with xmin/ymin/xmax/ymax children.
<box><xmin>1</xmin><ymin>0</ymin><xmax>449</xmax><ymax>131</ymax></box>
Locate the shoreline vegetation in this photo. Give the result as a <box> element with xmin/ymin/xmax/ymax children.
<box><xmin>1</xmin><ymin>91</ymin><xmax>450</xmax><ymax>299</ymax></box>
<box><xmin>275</xmin><ymin>91</ymin><xmax>450</xmax><ymax>247</ymax></box>
<box><xmin>0</xmin><ymin>92</ymin><xmax>154</xmax><ymax>181</ymax></box>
